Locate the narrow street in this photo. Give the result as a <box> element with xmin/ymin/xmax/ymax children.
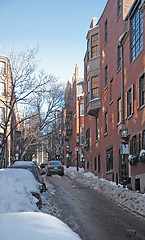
<box><xmin>44</xmin><ymin>174</ymin><xmax>145</xmax><ymax>240</ymax></box>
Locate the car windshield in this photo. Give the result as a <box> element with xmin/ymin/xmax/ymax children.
<box><xmin>49</xmin><ymin>161</ymin><xmax>61</xmax><ymax>166</ymax></box>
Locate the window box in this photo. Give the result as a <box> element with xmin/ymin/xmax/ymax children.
<box><xmin>139</xmin><ymin>150</ymin><xmax>145</xmax><ymax>162</ymax></box>
<box><xmin>128</xmin><ymin>155</ymin><xmax>138</xmax><ymax>165</ymax></box>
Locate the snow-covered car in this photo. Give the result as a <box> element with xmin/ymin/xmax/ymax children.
<box><xmin>0</xmin><ymin>212</ymin><xmax>81</xmax><ymax>240</ymax></box>
<box><xmin>0</xmin><ymin>168</ymin><xmax>42</xmax><ymax>212</ymax></box>
<box><xmin>10</xmin><ymin>161</ymin><xmax>46</xmax><ymax>192</ymax></box>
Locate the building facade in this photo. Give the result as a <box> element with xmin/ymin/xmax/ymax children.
<box><xmin>0</xmin><ymin>55</ymin><xmax>20</xmax><ymax>167</ymax></box>
<box><xmin>84</xmin><ymin>0</ymin><xmax>145</xmax><ymax>192</ymax></box>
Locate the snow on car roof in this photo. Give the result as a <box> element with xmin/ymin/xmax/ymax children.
<box><xmin>0</xmin><ymin>212</ymin><xmax>81</xmax><ymax>240</ymax></box>
<box><xmin>13</xmin><ymin>161</ymin><xmax>35</xmax><ymax>166</ymax></box>
<box><xmin>0</xmin><ymin>168</ymin><xmax>40</xmax><ymax>213</ymax></box>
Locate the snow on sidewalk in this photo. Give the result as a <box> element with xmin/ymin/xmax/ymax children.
<box><xmin>65</xmin><ymin>167</ymin><xmax>145</xmax><ymax>217</ymax></box>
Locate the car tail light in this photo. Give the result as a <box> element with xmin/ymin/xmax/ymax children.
<box><xmin>48</xmin><ymin>166</ymin><xmax>51</xmax><ymax>169</ymax></box>
<box><xmin>61</xmin><ymin>165</ymin><xmax>64</xmax><ymax>169</ymax></box>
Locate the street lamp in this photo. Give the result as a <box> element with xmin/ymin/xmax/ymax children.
<box><xmin>119</xmin><ymin>29</ymin><xmax>129</xmax><ymax>188</ymax></box>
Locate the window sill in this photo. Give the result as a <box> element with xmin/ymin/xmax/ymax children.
<box><xmin>127</xmin><ymin>114</ymin><xmax>133</xmax><ymax>120</ymax></box>
<box><xmin>109</xmin><ymin>100</ymin><xmax>113</xmax><ymax>106</ymax></box>
<box><xmin>90</xmin><ymin>55</ymin><xmax>100</xmax><ymax>61</ymax></box>
<box><xmin>117</xmin><ymin>67</ymin><xmax>121</xmax><ymax>74</ymax></box>
<box><xmin>104</xmin><ymin>85</ymin><xmax>108</xmax><ymax>91</ymax></box>
<box><xmin>104</xmin><ymin>132</ymin><xmax>108</xmax><ymax>137</ymax></box>
<box><xmin>117</xmin><ymin>121</ymin><xmax>121</xmax><ymax>127</ymax></box>
<box><xmin>117</xmin><ymin>14</ymin><xmax>121</xmax><ymax>22</ymax></box>
<box><xmin>104</xmin><ymin>41</ymin><xmax>107</xmax><ymax>47</ymax></box>
<box><xmin>106</xmin><ymin>170</ymin><xmax>113</xmax><ymax>175</ymax></box>
<box><xmin>139</xmin><ymin>104</ymin><xmax>145</xmax><ymax>111</ymax></box>
<box><xmin>130</xmin><ymin>49</ymin><xmax>143</xmax><ymax>67</ymax></box>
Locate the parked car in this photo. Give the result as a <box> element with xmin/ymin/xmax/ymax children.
<box><xmin>0</xmin><ymin>168</ymin><xmax>42</xmax><ymax>210</ymax></box>
<box><xmin>40</xmin><ymin>161</ymin><xmax>48</xmax><ymax>174</ymax></box>
<box><xmin>46</xmin><ymin>161</ymin><xmax>64</xmax><ymax>176</ymax></box>
<box><xmin>10</xmin><ymin>161</ymin><xmax>46</xmax><ymax>192</ymax></box>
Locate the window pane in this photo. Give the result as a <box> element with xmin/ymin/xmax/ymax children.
<box><xmin>91</xmin><ymin>76</ymin><xmax>99</xmax><ymax>99</ymax></box>
<box><xmin>106</xmin><ymin>147</ymin><xmax>113</xmax><ymax>172</ymax></box>
<box><xmin>91</xmin><ymin>34</ymin><xmax>98</xmax><ymax>58</ymax></box>
<box><xmin>80</xmin><ymin>103</ymin><xmax>84</xmax><ymax>116</ymax></box>
<box><xmin>130</xmin><ymin>8</ymin><xmax>143</xmax><ymax>62</ymax></box>
<box><xmin>0</xmin><ymin>82</ymin><xmax>5</xmax><ymax>96</ymax></box>
<box><xmin>0</xmin><ymin>108</ymin><xmax>5</xmax><ymax>124</ymax></box>
<box><xmin>0</xmin><ymin>62</ymin><xmax>6</xmax><ymax>74</ymax></box>
<box><xmin>117</xmin><ymin>98</ymin><xmax>121</xmax><ymax>123</ymax></box>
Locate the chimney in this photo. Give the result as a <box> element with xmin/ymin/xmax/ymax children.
<box><xmin>90</xmin><ymin>17</ymin><xmax>97</xmax><ymax>29</ymax></box>
<box><xmin>75</xmin><ymin>64</ymin><xmax>79</xmax><ymax>78</ymax></box>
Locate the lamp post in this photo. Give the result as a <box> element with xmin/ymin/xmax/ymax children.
<box><xmin>76</xmin><ymin>134</ymin><xmax>79</xmax><ymax>171</ymax></box>
<box><xmin>66</xmin><ymin>145</ymin><xmax>70</xmax><ymax>168</ymax></box>
<box><xmin>119</xmin><ymin>29</ymin><xmax>129</xmax><ymax>188</ymax></box>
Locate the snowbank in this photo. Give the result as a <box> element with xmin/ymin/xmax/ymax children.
<box><xmin>65</xmin><ymin>167</ymin><xmax>145</xmax><ymax>217</ymax></box>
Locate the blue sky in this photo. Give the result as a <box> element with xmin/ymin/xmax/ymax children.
<box><xmin>0</xmin><ymin>0</ymin><xmax>107</xmax><ymax>83</ymax></box>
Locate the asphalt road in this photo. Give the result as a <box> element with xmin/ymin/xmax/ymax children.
<box><xmin>44</xmin><ymin>174</ymin><xmax>145</xmax><ymax>240</ymax></box>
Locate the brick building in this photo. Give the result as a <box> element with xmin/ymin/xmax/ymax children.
<box><xmin>0</xmin><ymin>55</ymin><xmax>20</xmax><ymax>167</ymax></box>
<box><xmin>60</xmin><ymin>65</ymin><xmax>84</xmax><ymax>168</ymax></box>
<box><xmin>84</xmin><ymin>0</ymin><xmax>145</xmax><ymax>192</ymax></box>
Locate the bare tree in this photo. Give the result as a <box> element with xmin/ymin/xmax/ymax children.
<box><xmin>20</xmin><ymin>78</ymin><xmax>64</xmax><ymax>161</ymax></box>
<box><xmin>0</xmin><ymin>46</ymin><xmax>63</xmax><ymax>167</ymax></box>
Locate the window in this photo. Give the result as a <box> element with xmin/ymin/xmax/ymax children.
<box><xmin>91</xmin><ymin>34</ymin><xmax>98</xmax><ymax>58</ymax></box>
<box><xmin>87</xmin><ymin>40</ymin><xmax>89</xmax><ymax>61</ymax></box>
<box><xmin>0</xmin><ymin>82</ymin><xmax>5</xmax><ymax>96</ymax></box>
<box><xmin>105</xmin><ymin>20</ymin><xmax>107</xmax><ymax>43</ymax></box>
<box><xmin>137</xmin><ymin>74</ymin><xmax>145</xmax><ymax>109</ymax></box>
<box><xmin>110</xmin><ymin>78</ymin><xmax>113</xmax><ymax>103</ymax></box>
<box><xmin>94</xmin><ymin>157</ymin><xmax>97</xmax><ymax>171</ymax></box>
<box><xmin>105</xmin><ymin>66</ymin><xmax>108</xmax><ymax>87</ymax></box>
<box><xmin>117</xmin><ymin>45</ymin><xmax>121</xmax><ymax>70</ymax></box>
<box><xmin>80</xmin><ymin>103</ymin><xmax>84</xmax><ymax>116</ymax></box>
<box><xmin>117</xmin><ymin>97</ymin><xmax>121</xmax><ymax>123</ymax></box>
<box><xmin>140</xmin><ymin>74</ymin><xmax>145</xmax><ymax>107</ymax></box>
<box><xmin>91</xmin><ymin>76</ymin><xmax>99</xmax><ymax>99</ymax></box>
<box><xmin>142</xmin><ymin>130</ymin><xmax>145</xmax><ymax>149</ymax></box>
<box><xmin>117</xmin><ymin>0</ymin><xmax>121</xmax><ymax>18</ymax></box>
<box><xmin>106</xmin><ymin>147</ymin><xmax>113</xmax><ymax>172</ymax></box>
<box><xmin>0</xmin><ymin>62</ymin><xmax>6</xmax><ymax>74</ymax></box>
<box><xmin>0</xmin><ymin>107</ymin><xmax>5</xmax><ymax>124</ymax></box>
<box><xmin>130</xmin><ymin>8</ymin><xmax>143</xmax><ymax>63</ymax></box>
<box><xmin>98</xmin><ymin>155</ymin><xmax>100</xmax><ymax>173</ymax></box>
<box><xmin>80</xmin><ymin>126</ymin><xmax>84</xmax><ymax>145</ymax></box>
<box><xmin>86</xmin><ymin>128</ymin><xmax>90</xmax><ymax>147</ymax></box>
<box><xmin>132</xmin><ymin>135</ymin><xmax>137</xmax><ymax>155</ymax></box>
<box><xmin>105</xmin><ymin>112</ymin><xmax>108</xmax><ymax>134</ymax></box>
<box><xmin>127</xmin><ymin>85</ymin><xmax>134</xmax><ymax>117</ymax></box>
<box><xmin>96</xmin><ymin>116</ymin><xmax>98</xmax><ymax>141</ymax></box>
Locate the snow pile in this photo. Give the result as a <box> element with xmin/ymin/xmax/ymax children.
<box><xmin>65</xmin><ymin>167</ymin><xmax>145</xmax><ymax>217</ymax></box>
<box><xmin>0</xmin><ymin>169</ymin><xmax>41</xmax><ymax>213</ymax></box>
<box><xmin>41</xmin><ymin>184</ymin><xmax>60</xmax><ymax>217</ymax></box>
<box><xmin>0</xmin><ymin>212</ymin><xmax>81</xmax><ymax>240</ymax></box>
